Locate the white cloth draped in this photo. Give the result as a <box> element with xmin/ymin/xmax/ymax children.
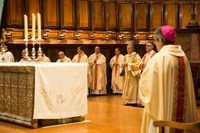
<box><xmin>33</xmin><ymin>63</ymin><xmax>88</xmax><ymax>119</ymax></box>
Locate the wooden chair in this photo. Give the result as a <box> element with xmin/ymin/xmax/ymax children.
<box><xmin>153</xmin><ymin>120</ymin><xmax>200</xmax><ymax>133</ymax></box>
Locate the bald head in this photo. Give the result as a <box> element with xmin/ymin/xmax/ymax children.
<box><xmin>58</xmin><ymin>51</ymin><xmax>65</xmax><ymax>59</ymax></box>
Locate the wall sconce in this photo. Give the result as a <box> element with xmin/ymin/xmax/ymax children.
<box><xmin>90</xmin><ymin>33</ymin><xmax>95</xmax><ymax>40</ymax></box>
<box><xmin>104</xmin><ymin>34</ymin><xmax>109</xmax><ymax>40</ymax></box>
<box><xmin>6</xmin><ymin>32</ymin><xmax>12</xmax><ymax>39</ymax></box>
<box><xmin>133</xmin><ymin>34</ymin><xmax>138</xmax><ymax>40</ymax></box>
<box><xmin>148</xmin><ymin>34</ymin><xmax>153</xmax><ymax>40</ymax></box>
<box><xmin>28</xmin><ymin>33</ymin><xmax>31</xmax><ymax>39</ymax></box>
<box><xmin>74</xmin><ymin>33</ymin><xmax>80</xmax><ymax>40</ymax></box>
<box><xmin>118</xmin><ymin>34</ymin><xmax>123</xmax><ymax>40</ymax></box>
<box><xmin>59</xmin><ymin>33</ymin><xmax>65</xmax><ymax>40</ymax></box>
<box><xmin>43</xmin><ymin>33</ymin><xmax>48</xmax><ymax>39</ymax></box>
<box><xmin>3</xmin><ymin>31</ymin><xmax>12</xmax><ymax>40</ymax></box>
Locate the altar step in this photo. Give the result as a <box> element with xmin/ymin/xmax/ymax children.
<box><xmin>38</xmin><ymin>116</ymin><xmax>85</xmax><ymax>127</ymax></box>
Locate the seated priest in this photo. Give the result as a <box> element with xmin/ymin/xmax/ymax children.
<box><xmin>0</xmin><ymin>42</ymin><xmax>15</xmax><ymax>62</ymax></box>
<box><xmin>35</xmin><ymin>51</ymin><xmax>51</xmax><ymax>62</ymax></box>
<box><xmin>56</xmin><ymin>51</ymin><xmax>71</xmax><ymax>63</ymax></box>
<box><xmin>19</xmin><ymin>49</ymin><xmax>31</xmax><ymax>63</ymax></box>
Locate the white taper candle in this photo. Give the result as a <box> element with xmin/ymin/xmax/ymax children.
<box><xmin>37</xmin><ymin>13</ymin><xmax>41</xmax><ymax>40</ymax></box>
<box><xmin>24</xmin><ymin>15</ymin><xmax>28</xmax><ymax>40</ymax></box>
<box><xmin>32</xmin><ymin>14</ymin><xmax>36</xmax><ymax>40</ymax></box>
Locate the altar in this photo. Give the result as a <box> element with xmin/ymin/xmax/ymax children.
<box><xmin>0</xmin><ymin>63</ymin><xmax>88</xmax><ymax>128</ymax></box>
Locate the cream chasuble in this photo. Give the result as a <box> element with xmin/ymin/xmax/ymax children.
<box><xmin>109</xmin><ymin>54</ymin><xmax>124</xmax><ymax>93</ymax></box>
<box><xmin>56</xmin><ymin>56</ymin><xmax>71</xmax><ymax>63</ymax></box>
<box><xmin>122</xmin><ymin>52</ymin><xmax>141</xmax><ymax>103</ymax></box>
<box><xmin>88</xmin><ymin>53</ymin><xmax>107</xmax><ymax>94</ymax></box>
<box><xmin>35</xmin><ymin>54</ymin><xmax>51</xmax><ymax>62</ymax></box>
<box><xmin>72</xmin><ymin>52</ymin><xmax>88</xmax><ymax>62</ymax></box>
<box><xmin>139</xmin><ymin>45</ymin><xmax>198</xmax><ymax>133</ymax></box>
<box><xmin>139</xmin><ymin>50</ymin><xmax>156</xmax><ymax>71</ymax></box>
<box><xmin>0</xmin><ymin>51</ymin><xmax>15</xmax><ymax>62</ymax></box>
<box><xmin>19</xmin><ymin>56</ymin><xmax>32</xmax><ymax>63</ymax></box>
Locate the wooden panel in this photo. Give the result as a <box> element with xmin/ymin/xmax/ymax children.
<box><xmin>101</xmin><ymin>48</ymin><xmax>109</xmax><ymax>62</ymax></box>
<box><xmin>135</xmin><ymin>44</ymin><xmax>146</xmax><ymax>59</ymax></box>
<box><xmin>195</xmin><ymin>3</ymin><xmax>200</xmax><ymax>26</ymax></box>
<box><xmin>135</xmin><ymin>2</ymin><xmax>148</xmax><ymax>31</ymax></box>
<box><xmin>179</xmin><ymin>2</ymin><xmax>192</xmax><ymax>29</ymax></box>
<box><xmin>120</xmin><ymin>3</ymin><xmax>132</xmax><ymax>31</ymax></box>
<box><xmin>61</xmin><ymin>0</ymin><xmax>75</xmax><ymax>29</ymax></box>
<box><xmin>105</xmin><ymin>2</ymin><xmax>117</xmax><ymax>30</ymax></box>
<box><xmin>43</xmin><ymin>0</ymin><xmax>59</xmax><ymax>28</ymax></box>
<box><xmin>64</xmin><ymin>46</ymin><xmax>78</xmax><ymax>60</ymax></box>
<box><xmin>6</xmin><ymin>0</ymin><xmax>24</xmax><ymax>27</ymax></box>
<box><xmin>27</xmin><ymin>0</ymin><xmax>41</xmax><ymax>26</ymax></box>
<box><xmin>150</xmin><ymin>2</ymin><xmax>163</xmax><ymax>31</ymax></box>
<box><xmin>46</xmin><ymin>47</ymin><xmax>60</xmax><ymax>62</ymax></box>
<box><xmin>164</xmin><ymin>3</ymin><xmax>178</xmax><ymax>28</ymax></box>
<box><xmin>92</xmin><ymin>1</ymin><xmax>104</xmax><ymax>30</ymax></box>
<box><xmin>78</xmin><ymin>0</ymin><xmax>90</xmax><ymax>29</ymax></box>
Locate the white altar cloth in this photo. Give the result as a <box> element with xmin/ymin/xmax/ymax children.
<box><xmin>1</xmin><ymin>63</ymin><xmax>88</xmax><ymax>119</ymax></box>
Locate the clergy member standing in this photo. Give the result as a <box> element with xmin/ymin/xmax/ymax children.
<box><xmin>138</xmin><ymin>42</ymin><xmax>156</xmax><ymax>72</ymax></box>
<box><xmin>109</xmin><ymin>47</ymin><xmax>124</xmax><ymax>94</ymax></box>
<box><xmin>88</xmin><ymin>46</ymin><xmax>107</xmax><ymax>95</ymax></box>
<box><xmin>122</xmin><ymin>43</ymin><xmax>141</xmax><ymax>105</ymax></box>
<box><xmin>56</xmin><ymin>51</ymin><xmax>71</xmax><ymax>62</ymax></box>
<box><xmin>137</xmin><ymin>42</ymin><xmax>156</xmax><ymax>106</ymax></box>
<box><xmin>72</xmin><ymin>46</ymin><xmax>88</xmax><ymax>62</ymax></box>
<box><xmin>139</xmin><ymin>25</ymin><xmax>199</xmax><ymax>133</ymax></box>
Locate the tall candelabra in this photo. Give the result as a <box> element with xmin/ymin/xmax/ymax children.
<box><xmin>24</xmin><ymin>39</ymin><xmax>29</xmax><ymax>59</ymax></box>
<box><xmin>37</xmin><ymin>39</ymin><xmax>43</xmax><ymax>60</ymax></box>
<box><xmin>31</xmin><ymin>39</ymin><xmax>36</xmax><ymax>60</ymax></box>
<box><xmin>23</xmin><ymin>13</ymin><xmax>42</xmax><ymax>63</ymax></box>
<box><xmin>1</xmin><ymin>42</ymin><xmax>5</xmax><ymax>62</ymax></box>
<box><xmin>1</xmin><ymin>30</ymin><xmax>7</xmax><ymax>63</ymax></box>
<box><xmin>23</xmin><ymin>39</ymin><xmax>43</xmax><ymax>63</ymax></box>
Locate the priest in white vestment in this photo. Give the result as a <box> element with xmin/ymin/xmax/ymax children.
<box><xmin>139</xmin><ymin>25</ymin><xmax>199</xmax><ymax>133</ymax></box>
<box><xmin>88</xmin><ymin>46</ymin><xmax>107</xmax><ymax>95</ymax></box>
<box><xmin>35</xmin><ymin>51</ymin><xmax>51</xmax><ymax>62</ymax></box>
<box><xmin>72</xmin><ymin>46</ymin><xmax>88</xmax><ymax>62</ymax></box>
<box><xmin>19</xmin><ymin>49</ymin><xmax>31</xmax><ymax>63</ymax></box>
<box><xmin>72</xmin><ymin>46</ymin><xmax>89</xmax><ymax>94</ymax></box>
<box><xmin>56</xmin><ymin>51</ymin><xmax>71</xmax><ymax>62</ymax></box>
<box><xmin>0</xmin><ymin>43</ymin><xmax>15</xmax><ymax>62</ymax></box>
<box><xmin>110</xmin><ymin>47</ymin><xmax>124</xmax><ymax>94</ymax></box>
<box><xmin>139</xmin><ymin>42</ymin><xmax>156</xmax><ymax>71</ymax></box>
<box><xmin>122</xmin><ymin>43</ymin><xmax>141</xmax><ymax>105</ymax></box>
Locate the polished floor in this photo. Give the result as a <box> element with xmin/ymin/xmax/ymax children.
<box><xmin>0</xmin><ymin>95</ymin><xmax>200</xmax><ymax>133</ymax></box>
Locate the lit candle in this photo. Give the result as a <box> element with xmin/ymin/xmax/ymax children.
<box><xmin>24</xmin><ymin>15</ymin><xmax>28</xmax><ymax>40</ymax></box>
<box><xmin>37</xmin><ymin>13</ymin><xmax>41</xmax><ymax>40</ymax></box>
<box><xmin>32</xmin><ymin>14</ymin><xmax>35</xmax><ymax>40</ymax></box>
